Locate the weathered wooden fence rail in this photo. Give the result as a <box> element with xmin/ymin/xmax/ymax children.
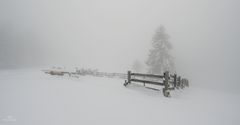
<box><xmin>43</xmin><ymin>69</ymin><xmax>127</xmax><ymax>79</ymax></box>
<box><xmin>124</xmin><ymin>71</ymin><xmax>189</xmax><ymax>97</ymax></box>
<box><xmin>76</xmin><ymin>71</ymin><xmax>127</xmax><ymax>79</ymax></box>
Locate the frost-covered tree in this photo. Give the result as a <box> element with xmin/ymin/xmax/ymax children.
<box><xmin>146</xmin><ymin>25</ymin><xmax>175</xmax><ymax>74</ymax></box>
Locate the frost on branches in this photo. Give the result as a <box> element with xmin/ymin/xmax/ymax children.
<box><xmin>146</xmin><ymin>25</ymin><xmax>175</xmax><ymax>75</ymax></box>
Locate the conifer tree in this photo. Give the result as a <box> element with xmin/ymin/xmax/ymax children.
<box><xmin>146</xmin><ymin>25</ymin><xmax>175</xmax><ymax>74</ymax></box>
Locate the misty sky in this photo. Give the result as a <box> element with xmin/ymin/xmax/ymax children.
<box><xmin>0</xmin><ymin>0</ymin><xmax>240</xmax><ymax>91</ymax></box>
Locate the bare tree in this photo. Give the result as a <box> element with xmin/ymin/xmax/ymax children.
<box><xmin>146</xmin><ymin>25</ymin><xmax>175</xmax><ymax>74</ymax></box>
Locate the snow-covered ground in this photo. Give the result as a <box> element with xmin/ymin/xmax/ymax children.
<box><xmin>0</xmin><ymin>69</ymin><xmax>239</xmax><ymax>125</ymax></box>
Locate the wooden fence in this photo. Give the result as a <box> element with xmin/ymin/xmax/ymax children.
<box><xmin>43</xmin><ymin>69</ymin><xmax>127</xmax><ymax>79</ymax></box>
<box><xmin>124</xmin><ymin>71</ymin><xmax>189</xmax><ymax>97</ymax></box>
<box><xmin>43</xmin><ymin>69</ymin><xmax>189</xmax><ymax>97</ymax></box>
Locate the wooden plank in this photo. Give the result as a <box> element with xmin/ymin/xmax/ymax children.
<box><xmin>131</xmin><ymin>79</ymin><xmax>164</xmax><ymax>86</ymax></box>
<box><xmin>131</xmin><ymin>73</ymin><xmax>164</xmax><ymax>78</ymax></box>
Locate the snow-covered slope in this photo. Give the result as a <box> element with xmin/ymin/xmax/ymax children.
<box><xmin>0</xmin><ymin>69</ymin><xmax>239</xmax><ymax>125</ymax></box>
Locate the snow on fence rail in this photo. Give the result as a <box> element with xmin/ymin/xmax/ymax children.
<box><xmin>123</xmin><ymin>71</ymin><xmax>189</xmax><ymax>97</ymax></box>
<box><xmin>75</xmin><ymin>69</ymin><xmax>127</xmax><ymax>79</ymax></box>
<box><xmin>43</xmin><ymin>69</ymin><xmax>127</xmax><ymax>79</ymax></box>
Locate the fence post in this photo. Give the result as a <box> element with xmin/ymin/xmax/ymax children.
<box><xmin>178</xmin><ymin>76</ymin><xmax>181</xmax><ymax>89</ymax></box>
<box><xmin>124</xmin><ymin>71</ymin><xmax>131</xmax><ymax>86</ymax></box>
<box><xmin>128</xmin><ymin>71</ymin><xmax>131</xmax><ymax>84</ymax></box>
<box><xmin>163</xmin><ymin>71</ymin><xmax>170</xmax><ymax>97</ymax></box>
<box><xmin>174</xmin><ymin>74</ymin><xmax>177</xmax><ymax>88</ymax></box>
<box><xmin>164</xmin><ymin>71</ymin><xmax>169</xmax><ymax>88</ymax></box>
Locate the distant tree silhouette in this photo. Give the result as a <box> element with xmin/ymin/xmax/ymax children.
<box><xmin>146</xmin><ymin>25</ymin><xmax>175</xmax><ymax>74</ymax></box>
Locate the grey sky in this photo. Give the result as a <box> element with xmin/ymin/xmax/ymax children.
<box><xmin>0</xmin><ymin>0</ymin><xmax>240</xmax><ymax>91</ymax></box>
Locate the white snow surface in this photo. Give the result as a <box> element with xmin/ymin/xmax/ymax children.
<box><xmin>0</xmin><ymin>69</ymin><xmax>240</xmax><ymax>125</ymax></box>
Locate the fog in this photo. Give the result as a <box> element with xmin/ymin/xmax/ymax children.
<box><xmin>0</xmin><ymin>0</ymin><xmax>240</xmax><ymax>92</ymax></box>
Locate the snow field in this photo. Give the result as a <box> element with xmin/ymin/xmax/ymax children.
<box><xmin>0</xmin><ymin>69</ymin><xmax>239</xmax><ymax>125</ymax></box>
